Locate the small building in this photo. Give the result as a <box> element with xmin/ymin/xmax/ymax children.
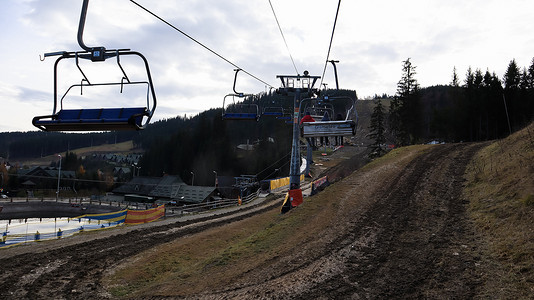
<box><xmin>173</xmin><ymin>185</ymin><xmax>219</xmax><ymax>205</ymax></box>
<box><xmin>18</xmin><ymin>166</ymin><xmax>76</xmax><ymax>190</ymax></box>
<box><xmin>112</xmin><ymin>175</ymin><xmax>220</xmax><ymax>204</ymax></box>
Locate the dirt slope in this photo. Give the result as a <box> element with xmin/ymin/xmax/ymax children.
<box><xmin>186</xmin><ymin>143</ymin><xmax>487</xmax><ymax>299</ymax></box>
<box><xmin>0</xmin><ymin>143</ymin><xmax>489</xmax><ymax>299</ymax></box>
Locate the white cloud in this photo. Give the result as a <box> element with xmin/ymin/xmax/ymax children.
<box><xmin>1</xmin><ymin>0</ymin><xmax>534</xmax><ymax>131</ymax></box>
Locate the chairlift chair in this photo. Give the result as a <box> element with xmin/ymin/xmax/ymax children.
<box><xmin>222</xmin><ymin>94</ymin><xmax>260</xmax><ymax>121</ymax></box>
<box><xmin>300</xmin><ymin>96</ymin><xmax>358</xmax><ymax>138</ymax></box>
<box><xmin>307</xmin><ymin>102</ymin><xmax>335</xmax><ymax>120</ymax></box>
<box><xmin>262</xmin><ymin>106</ymin><xmax>285</xmax><ymax>117</ymax></box>
<box><xmin>276</xmin><ymin>114</ymin><xmax>292</xmax><ymax>121</ymax></box>
<box><xmin>32</xmin><ymin>0</ymin><xmax>156</xmax><ymax>132</ymax></box>
<box><xmin>221</xmin><ymin>68</ymin><xmax>259</xmax><ymax>121</ymax></box>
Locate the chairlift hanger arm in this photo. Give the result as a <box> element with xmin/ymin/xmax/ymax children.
<box><xmin>328</xmin><ymin>60</ymin><xmax>340</xmax><ymax>89</ymax></box>
<box><xmin>232</xmin><ymin>68</ymin><xmax>244</xmax><ymax>95</ymax></box>
<box><xmin>77</xmin><ymin>0</ymin><xmax>92</xmax><ymax>52</ymax></box>
<box><xmin>77</xmin><ymin>0</ymin><xmax>108</xmax><ymax>61</ymax></box>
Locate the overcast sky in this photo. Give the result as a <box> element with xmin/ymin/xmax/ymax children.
<box><xmin>1</xmin><ymin>0</ymin><xmax>533</xmax><ymax>132</ymax></box>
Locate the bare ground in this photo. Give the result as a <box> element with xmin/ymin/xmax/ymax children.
<box><xmin>0</xmin><ymin>143</ymin><xmax>489</xmax><ymax>299</ymax></box>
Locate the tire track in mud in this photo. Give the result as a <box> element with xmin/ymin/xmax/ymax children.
<box><xmin>202</xmin><ymin>143</ymin><xmax>486</xmax><ymax>299</ymax></box>
<box><xmin>298</xmin><ymin>143</ymin><xmax>487</xmax><ymax>299</ymax></box>
<box><xmin>0</xmin><ymin>198</ymin><xmax>282</xmax><ymax>299</ymax></box>
<box><xmin>0</xmin><ymin>143</ymin><xmax>487</xmax><ymax>299</ymax></box>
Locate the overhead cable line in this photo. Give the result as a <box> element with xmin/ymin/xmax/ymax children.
<box><xmin>319</xmin><ymin>0</ymin><xmax>342</xmax><ymax>88</ymax></box>
<box><xmin>130</xmin><ymin>0</ymin><xmax>274</xmax><ymax>89</ymax></box>
<box><xmin>260</xmin><ymin>159</ymin><xmax>290</xmax><ymax>181</ymax></box>
<box><xmin>256</xmin><ymin>150</ymin><xmax>292</xmax><ymax>179</ymax></box>
<box><xmin>268</xmin><ymin>0</ymin><xmax>299</xmax><ymax>75</ymax></box>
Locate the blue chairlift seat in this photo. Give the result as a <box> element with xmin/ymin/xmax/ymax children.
<box><xmin>222</xmin><ymin>112</ymin><xmax>259</xmax><ymax>120</ymax></box>
<box><xmin>33</xmin><ymin>107</ymin><xmax>149</xmax><ymax>131</ymax></box>
<box><xmin>277</xmin><ymin>115</ymin><xmax>293</xmax><ymax>124</ymax></box>
<box><xmin>262</xmin><ymin>107</ymin><xmax>284</xmax><ymax>117</ymax></box>
<box><xmin>222</xmin><ymin>93</ymin><xmax>259</xmax><ymax>121</ymax></box>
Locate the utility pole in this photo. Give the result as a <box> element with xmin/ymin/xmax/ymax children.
<box><xmin>276</xmin><ymin>71</ymin><xmax>320</xmax><ymax>213</ymax></box>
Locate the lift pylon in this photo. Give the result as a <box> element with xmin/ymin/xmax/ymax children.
<box><xmin>276</xmin><ymin>71</ymin><xmax>320</xmax><ymax>213</ymax></box>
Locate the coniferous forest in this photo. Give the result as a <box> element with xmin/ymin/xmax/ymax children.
<box><xmin>1</xmin><ymin>58</ymin><xmax>533</xmax><ymax>186</ymax></box>
<box><xmin>370</xmin><ymin>58</ymin><xmax>534</xmax><ymax>149</ymax></box>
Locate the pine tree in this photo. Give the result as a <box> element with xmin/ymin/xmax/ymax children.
<box><xmin>368</xmin><ymin>99</ymin><xmax>387</xmax><ymax>158</ymax></box>
<box><xmin>464</xmin><ymin>66</ymin><xmax>475</xmax><ymax>88</ymax></box>
<box><xmin>528</xmin><ymin>58</ymin><xmax>534</xmax><ymax>88</ymax></box>
<box><xmin>503</xmin><ymin>59</ymin><xmax>522</xmax><ymax>130</ymax></box>
<box><xmin>503</xmin><ymin>59</ymin><xmax>521</xmax><ymax>90</ymax></box>
<box><xmin>389</xmin><ymin>58</ymin><xmax>421</xmax><ymax>146</ymax></box>
<box><xmin>451</xmin><ymin>66</ymin><xmax>460</xmax><ymax>87</ymax></box>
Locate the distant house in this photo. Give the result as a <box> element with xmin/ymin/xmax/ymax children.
<box><xmin>18</xmin><ymin>166</ymin><xmax>76</xmax><ymax>189</ymax></box>
<box><xmin>112</xmin><ymin>175</ymin><xmax>220</xmax><ymax>204</ymax></box>
<box><xmin>93</xmin><ymin>153</ymin><xmax>142</xmax><ymax>165</ymax></box>
<box><xmin>112</xmin><ymin>176</ymin><xmax>161</xmax><ymax>196</ymax></box>
<box><xmin>173</xmin><ymin>185</ymin><xmax>220</xmax><ymax>205</ymax></box>
<box><xmin>113</xmin><ymin>167</ymin><xmax>131</xmax><ymax>179</ymax></box>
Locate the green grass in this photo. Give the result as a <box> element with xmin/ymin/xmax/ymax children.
<box><xmin>464</xmin><ymin>122</ymin><xmax>534</xmax><ymax>299</ymax></box>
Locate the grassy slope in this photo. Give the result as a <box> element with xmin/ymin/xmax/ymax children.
<box><xmin>464</xmin><ymin>122</ymin><xmax>534</xmax><ymax>298</ymax></box>
<box><xmin>104</xmin><ymin>122</ymin><xmax>534</xmax><ymax>297</ymax></box>
<box><xmin>105</xmin><ymin>145</ymin><xmax>426</xmax><ymax>298</ymax></box>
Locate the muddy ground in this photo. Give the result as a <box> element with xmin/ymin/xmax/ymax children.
<box><xmin>0</xmin><ymin>143</ymin><xmax>487</xmax><ymax>299</ymax></box>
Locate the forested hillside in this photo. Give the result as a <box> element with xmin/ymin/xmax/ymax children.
<box><xmin>366</xmin><ymin>58</ymin><xmax>534</xmax><ymax>150</ymax></box>
<box><xmin>138</xmin><ymin>89</ymin><xmax>358</xmax><ymax>185</ymax></box>
<box><xmin>2</xmin><ymin>57</ymin><xmax>533</xmax><ymax>187</ymax></box>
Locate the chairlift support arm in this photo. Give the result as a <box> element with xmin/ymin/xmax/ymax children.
<box><xmin>328</xmin><ymin>60</ymin><xmax>340</xmax><ymax>89</ymax></box>
<box><xmin>77</xmin><ymin>0</ymin><xmax>108</xmax><ymax>61</ymax></box>
<box><xmin>233</xmin><ymin>68</ymin><xmax>245</xmax><ymax>96</ymax></box>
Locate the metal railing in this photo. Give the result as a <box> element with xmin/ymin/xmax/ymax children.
<box><xmin>169</xmin><ymin>188</ymin><xmax>261</xmax><ymax>214</ymax></box>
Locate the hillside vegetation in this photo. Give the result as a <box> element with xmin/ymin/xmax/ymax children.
<box><xmin>465</xmin><ymin>122</ymin><xmax>534</xmax><ymax>298</ymax></box>
<box><xmin>103</xmin><ymin>123</ymin><xmax>534</xmax><ymax>298</ymax></box>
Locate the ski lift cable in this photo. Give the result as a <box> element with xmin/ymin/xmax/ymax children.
<box><xmin>268</xmin><ymin>0</ymin><xmax>299</xmax><ymax>75</ymax></box>
<box><xmin>130</xmin><ymin>0</ymin><xmax>274</xmax><ymax>89</ymax></box>
<box><xmin>319</xmin><ymin>0</ymin><xmax>342</xmax><ymax>88</ymax></box>
<box><xmin>255</xmin><ymin>150</ymin><xmax>292</xmax><ymax>178</ymax></box>
<box><xmin>259</xmin><ymin>159</ymin><xmax>290</xmax><ymax>181</ymax></box>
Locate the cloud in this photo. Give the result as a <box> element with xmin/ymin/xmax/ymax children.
<box><xmin>2</xmin><ymin>0</ymin><xmax>534</xmax><ymax>131</ymax></box>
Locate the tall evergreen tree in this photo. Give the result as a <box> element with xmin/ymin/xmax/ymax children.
<box><xmin>503</xmin><ymin>59</ymin><xmax>521</xmax><ymax>90</ymax></box>
<box><xmin>451</xmin><ymin>66</ymin><xmax>460</xmax><ymax>87</ymax></box>
<box><xmin>528</xmin><ymin>58</ymin><xmax>534</xmax><ymax>88</ymax></box>
<box><xmin>389</xmin><ymin>58</ymin><xmax>421</xmax><ymax>145</ymax></box>
<box><xmin>465</xmin><ymin>67</ymin><xmax>475</xmax><ymax>89</ymax></box>
<box><xmin>503</xmin><ymin>59</ymin><xmax>522</xmax><ymax>130</ymax></box>
<box><xmin>368</xmin><ymin>99</ymin><xmax>387</xmax><ymax>158</ymax></box>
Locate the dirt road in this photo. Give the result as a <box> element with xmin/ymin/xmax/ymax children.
<box><xmin>0</xmin><ymin>143</ymin><xmax>486</xmax><ymax>299</ymax></box>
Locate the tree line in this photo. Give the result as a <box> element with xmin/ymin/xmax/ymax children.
<box><xmin>368</xmin><ymin>57</ymin><xmax>534</xmax><ymax>153</ymax></box>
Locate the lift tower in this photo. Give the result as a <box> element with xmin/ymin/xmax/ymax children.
<box><xmin>276</xmin><ymin>71</ymin><xmax>320</xmax><ymax>213</ymax></box>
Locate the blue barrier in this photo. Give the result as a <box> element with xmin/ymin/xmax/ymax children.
<box><xmin>0</xmin><ymin>210</ymin><xmax>127</xmax><ymax>249</ymax></box>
